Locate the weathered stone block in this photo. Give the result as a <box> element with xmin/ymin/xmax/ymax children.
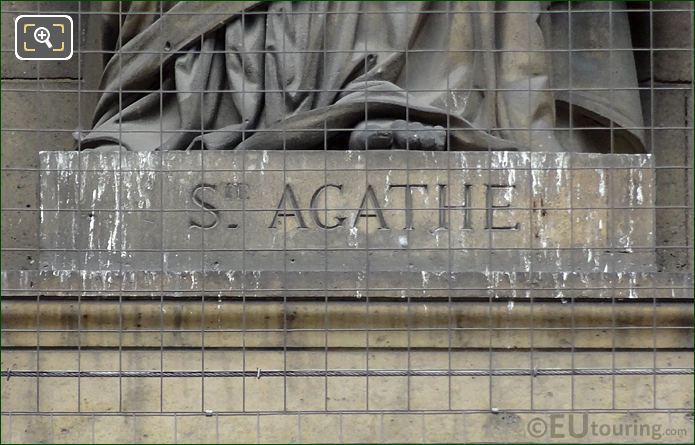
<box><xmin>2</xmin><ymin>211</ymin><xmax>37</xmax><ymax>249</ymax></box>
<box><xmin>3</xmin><ymin>411</ymin><xmax>692</xmax><ymax>444</ymax></box>
<box><xmin>641</xmin><ymin>86</ymin><xmax>692</xmax><ymax>271</ymax></box>
<box><xmin>51</xmin><ymin>416</ymin><xmax>93</xmax><ymax>444</ymax></box>
<box><xmin>174</xmin><ymin>416</ymin><xmax>217</xmax><ymax>444</ymax></box>
<box><xmin>217</xmin><ymin>415</ymin><xmax>258</xmax><ymax>444</ymax></box>
<box><xmin>258</xmin><ymin>415</ymin><xmax>299</xmax><ymax>443</ymax></box>
<box><xmin>653</xmin><ymin>3</ymin><xmax>693</xmax><ymax>82</ymax></box>
<box><xmin>1</xmin><ymin>80</ymin><xmax>83</xmax><ymax>270</ymax></box>
<box><xmin>299</xmin><ymin>414</ymin><xmax>342</xmax><ymax>443</ymax></box>
<box><xmin>93</xmin><ymin>415</ymin><xmax>135</xmax><ymax>443</ymax></box>
<box><xmin>3</xmin><ymin>415</ymin><xmax>52</xmax><ymax>444</ymax></box>
<box><xmin>133</xmin><ymin>416</ymin><xmax>176</xmax><ymax>444</ymax></box>
<box><xmin>1</xmin><ymin>81</ymin><xmax>81</xmax><ymax>138</ymax></box>
<box><xmin>340</xmin><ymin>414</ymin><xmax>381</xmax><ymax>443</ymax></box>
<box><xmin>39</xmin><ymin>150</ymin><xmax>655</xmax><ymax>274</ymax></box>
<box><xmin>633</xmin><ymin>2</ymin><xmax>693</xmax><ymax>82</ymax></box>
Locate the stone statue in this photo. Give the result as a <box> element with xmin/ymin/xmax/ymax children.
<box><xmin>82</xmin><ymin>1</ymin><xmax>645</xmax><ymax>153</ymax></box>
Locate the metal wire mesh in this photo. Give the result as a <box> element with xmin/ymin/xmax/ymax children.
<box><xmin>1</xmin><ymin>1</ymin><xmax>693</xmax><ymax>443</ymax></box>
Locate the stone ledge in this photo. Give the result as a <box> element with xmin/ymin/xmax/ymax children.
<box><xmin>2</xmin><ymin>298</ymin><xmax>692</xmax><ymax>349</ymax></box>
<box><xmin>1</xmin><ymin>270</ymin><xmax>692</xmax><ymax>300</ymax></box>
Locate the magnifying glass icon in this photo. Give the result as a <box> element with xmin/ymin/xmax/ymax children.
<box><xmin>33</xmin><ymin>26</ymin><xmax>52</xmax><ymax>49</ymax></box>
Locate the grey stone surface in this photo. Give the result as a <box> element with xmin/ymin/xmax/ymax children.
<box><xmin>0</xmin><ymin>1</ymin><xmax>106</xmax><ymax>81</ymax></box>
<box><xmin>633</xmin><ymin>2</ymin><xmax>693</xmax><ymax>83</ymax></box>
<box><xmin>689</xmin><ymin>88</ymin><xmax>693</xmax><ymax>274</ymax></box>
<box><xmin>1</xmin><ymin>80</ymin><xmax>84</xmax><ymax>152</ymax></box>
<box><xmin>2</xmin><ymin>297</ymin><xmax>692</xmax><ymax>349</ymax></box>
<box><xmin>38</xmin><ymin>150</ymin><xmax>656</xmax><ymax>273</ymax></box>
<box><xmin>0</xmin><ymin>80</ymin><xmax>86</xmax><ymax>270</ymax></box>
<box><xmin>0</xmin><ymin>0</ymin><xmax>101</xmax><ymax>273</ymax></box>
<box><xmin>5</xmin><ymin>410</ymin><xmax>690</xmax><ymax>444</ymax></box>
<box><xmin>0</xmin><ymin>2</ymin><xmax>81</xmax><ymax>79</ymax></box>
<box><xmin>642</xmin><ymin>85</ymin><xmax>693</xmax><ymax>272</ymax></box>
<box><xmin>1</xmin><ymin>4</ymin><xmax>692</xmax><ymax>445</ymax></box>
<box><xmin>2</xmin><ymin>269</ymin><xmax>691</xmax><ymax>300</ymax></box>
<box><xmin>1</xmin><ymin>350</ymin><xmax>693</xmax><ymax>442</ymax></box>
<box><xmin>653</xmin><ymin>2</ymin><xmax>693</xmax><ymax>82</ymax></box>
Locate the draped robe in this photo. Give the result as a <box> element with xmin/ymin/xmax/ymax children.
<box><xmin>82</xmin><ymin>1</ymin><xmax>645</xmax><ymax>153</ymax></box>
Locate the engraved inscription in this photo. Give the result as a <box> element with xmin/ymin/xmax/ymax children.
<box><xmin>189</xmin><ymin>181</ymin><xmax>519</xmax><ymax>232</ymax></box>
<box><xmin>39</xmin><ymin>151</ymin><xmax>655</xmax><ymax>273</ymax></box>
<box><xmin>190</xmin><ymin>183</ymin><xmax>219</xmax><ymax>230</ymax></box>
<box><xmin>224</xmin><ymin>182</ymin><xmax>250</xmax><ymax>200</ymax></box>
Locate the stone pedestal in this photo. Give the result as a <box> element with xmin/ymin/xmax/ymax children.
<box><xmin>38</xmin><ymin>150</ymin><xmax>655</xmax><ymax>274</ymax></box>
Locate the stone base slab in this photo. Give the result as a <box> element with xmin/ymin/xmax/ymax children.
<box><xmin>39</xmin><ymin>150</ymin><xmax>656</xmax><ymax>273</ymax></box>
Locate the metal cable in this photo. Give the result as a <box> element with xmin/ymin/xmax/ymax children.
<box><xmin>3</xmin><ymin>367</ymin><xmax>693</xmax><ymax>379</ymax></box>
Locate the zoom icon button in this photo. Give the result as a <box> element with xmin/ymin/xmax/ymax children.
<box><xmin>15</xmin><ymin>15</ymin><xmax>73</xmax><ymax>60</ymax></box>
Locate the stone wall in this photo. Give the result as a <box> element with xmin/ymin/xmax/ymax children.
<box><xmin>1</xmin><ymin>1</ymin><xmax>101</xmax><ymax>271</ymax></box>
<box><xmin>631</xmin><ymin>2</ymin><xmax>694</xmax><ymax>272</ymax></box>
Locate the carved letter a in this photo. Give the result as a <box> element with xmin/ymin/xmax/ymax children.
<box><xmin>352</xmin><ymin>185</ymin><xmax>389</xmax><ymax>229</ymax></box>
<box><xmin>269</xmin><ymin>184</ymin><xmax>308</xmax><ymax>229</ymax></box>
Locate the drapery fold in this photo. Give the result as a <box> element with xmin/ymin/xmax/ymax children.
<box><xmin>83</xmin><ymin>1</ymin><xmax>645</xmax><ymax>153</ymax></box>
